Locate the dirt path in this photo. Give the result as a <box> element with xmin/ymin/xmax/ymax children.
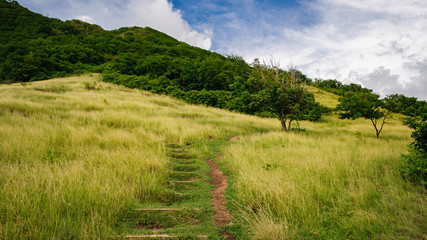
<box><xmin>122</xmin><ymin>138</ymin><xmax>240</xmax><ymax>239</ymax></box>
<box><xmin>206</xmin><ymin>136</ymin><xmax>240</xmax><ymax>239</ymax></box>
<box><xmin>228</xmin><ymin>136</ymin><xmax>240</xmax><ymax>141</ymax></box>
<box><xmin>207</xmin><ymin>157</ymin><xmax>232</xmax><ymax>226</ymax></box>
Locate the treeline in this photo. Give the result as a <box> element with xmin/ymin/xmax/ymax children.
<box><xmin>312</xmin><ymin>79</ymin><xmax>427</xmax><ymax>118</ymax></box>
<box><xmin>1</xmin><ymin>0</ymin><xmax>422</xmax><ymax>121</ymax></box>
<box><xmin>1</xmin><ymin>0</ymin><xmax>220</xmax><ymax>82</ymax></box>
<box><xmin>102</xmin><ymin>59</ymin><xmax>324</xmax><ymax>120</ymax></box>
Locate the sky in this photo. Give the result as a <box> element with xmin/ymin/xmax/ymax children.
<box><xmin>18</xmin><ymin>0</ymin><xmax>427</xmax><ymax>100</ymax></box>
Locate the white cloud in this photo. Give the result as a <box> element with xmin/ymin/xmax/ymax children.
<box><xmin>213</xmin><ymin>0</ymin><xmax>427</xmax><ymax>100</ymax></box>
<box><xmin>75</xmin><ymin>15</ymin><xmax>94</xmax><ymax>23</ymax></box>
<box><xmin>123</xmin><ymin>0</ymin><xmax>212</xmax><ymax>49</ymax></box>
<box><xmin>19</xmin><ymin>0</ymin><xmax>212</xmax><ymax>49</ymax></box>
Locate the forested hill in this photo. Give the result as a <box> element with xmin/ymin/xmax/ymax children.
<box><xmin>0</xmin><ymin>0</ymin><xmax>324</xmax><ymax>119</ymax></box>
<box><xmin>0</xmin><ymin>0</ymin><xmax>223</xmax><ymax>83</ymax></box>
<box><xmin>0</xmin><ymin>0</ymin><xmax>103</xmax><ymax>43</ymax></box>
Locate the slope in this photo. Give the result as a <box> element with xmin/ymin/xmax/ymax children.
<box><xmin>0</xmin><ymin>0</ymin><xmax>223</xmax><ymax>82</ymax></box>
<box><xmin>1</xmin><ymin>0</ymin><xmax>324</xmax><ymax>122</ymax></box>
<box><xmin>0</xmin><ymin>75</ymin><xmax>278</xmax><ymax>239</ymax></box>
<box><xmin>1</xmin><ymin>75</ymin><xmax>426</xmax><ymax>239</ymax></box>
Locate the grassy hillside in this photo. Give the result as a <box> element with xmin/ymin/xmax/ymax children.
<box><xmin>222</xmin><ymin>117</ymin><xmax>427</xmax><ymax>239</ymax></box>
<box><xmin>0</xmin><ymin>75</ymin><xmax>426</xmax><ymax>239</ymax></box>
<box><xmin>0</xmin><ymin>75</ymin><xmax>278</xmax><ymax>239</ymax></box>
<box><xmin>306</xmin><ymin>85</ymin><xmax>339</xmax><ymax>109</ymax></box>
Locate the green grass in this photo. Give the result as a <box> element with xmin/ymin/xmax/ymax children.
<box><xmin>0</xmin><ymin>74</ymin><xmax>425</xmax><ymax>239</ymax></box>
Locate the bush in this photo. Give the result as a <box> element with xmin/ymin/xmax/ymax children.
<box><xmin>82</xmin><ymin>81</ymin><xmax>102</xmax><ymax>90</ymax></box>
<box><xmin>401</xmin><ymin>117</ymin><xmax>427</xmax><ymax>188</ymax></box>
<box><xmin>400</xmin><ymin>148</ymin><xmax>427</xmax><ymax>188</ymax></box>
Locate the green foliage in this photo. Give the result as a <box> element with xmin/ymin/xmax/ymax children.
<box><xmin>337</xmin><ymin>91</ymin><xmax>390</xmax><ymax>138</ymax></box>
<box><xmin>384</xmin><ymin>94</ymin><xmax>427</xmax><ymax>118</ymax></box>
<box><xmin>410</xmin><ymin>120</ymin><xmax>427</xmax><ymax>153</ymax></box>
<box><xmin>250</xmin><ymin>58</ymin><xmax>321</xmax><ymax>131</ymax></box>
<box><xmin>313</xmin><ymin>78</ymin><xmax>372</xmax><ymax>96</ymax></box>
<box><xmin>82</xmin><ymin>81</ymin><xmax>102</xmax><ymax>90</ymax></box>
<box><xmin>43</xmin><ymin>148</ymin><xmax>54</xmax><ymax>163</ymax></box>
<box><xmin>314</xmin><ymin>79</ymin><xmax>427</xmax><ymax>119</ymax></box>
<box><xmin>401</xmin><ymin>114</ymin><xmax>427</xmax><ymax>187</ymax></box>
<box><xmin>400</xmin><ymin>147</ymin><xmax>427</xmax><ymax>188</ymax></box>
<box><xmin>337</xmin><ymin>92</ymin><xmax>382</xmax><ymax>120</ymax></box>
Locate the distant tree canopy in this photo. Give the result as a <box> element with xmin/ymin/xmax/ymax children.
<box><xmin>314</xmin><ymin>78</ymin><xmax>427</xmax><ymax>119</ymax></box>
<box><xmin>337</xmin><ymin>92</ymin><xmax>391</xmax><ymax>138</ymax></box>
<box><xmin>383</xmin><ymin>94</ymin><xmax>427</xmax><ymax>118</ymax></box>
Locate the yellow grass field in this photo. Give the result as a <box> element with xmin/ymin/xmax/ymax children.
<box><xmin>0</xmin><ymin>75</ymin><xmax>425</xmax><ymax>239</ymax></box>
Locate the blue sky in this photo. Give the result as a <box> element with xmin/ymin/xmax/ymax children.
<box><xmin>17</xmin><ymin>0</ymin><xmax>427</xmax><ymax>99</ymax></box>
<box><xmin>169</xmin><ymin>0</ymin><xmax>319</xmax><ymax>50</ymax></box>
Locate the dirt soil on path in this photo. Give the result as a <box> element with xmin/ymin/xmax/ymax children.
<box><xmin>207</xmin><ymin>157</ymin><xmax>232</xmax><ymax>227</ymax></box>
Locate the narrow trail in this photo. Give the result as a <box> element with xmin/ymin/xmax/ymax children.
<box><xmin>119</xmin><ymin>136</ymin><xmax>240</xmax><ymax>239</ymax></box>
<box><xmin>207</xmin><ymin>157</ymin><xmax>232</xmax><ymax>226</ymax></box>
<box><xmin>206</xmin><ymin>136</ymin><xmax>240</xmax><ymax>239</ymax></box>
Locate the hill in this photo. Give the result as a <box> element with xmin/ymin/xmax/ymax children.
<box><xmin>1</xmin><ymin>0</ymin><xmax>326</xmax><ymax>122</ymax></box>
<box><xmin>2</xmin><ymin>0</ymin><xmax>426</xmax><ymax>122</ymax></box>
<box><xmin>0</xmin><ymin>0</ymin><xmax>222</xmax><ymax>82</ymax></box>
<box><xmin>0</xmin><ymin>75</ymin><xmax>425</xmax><ymax>239</ymax></box>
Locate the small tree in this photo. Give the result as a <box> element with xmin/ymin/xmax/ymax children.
<box><xmin>337</xmin><ymin>91</ymin><xmax>390</xmax><ymax>138</ymax></box>
<box><xmin>251</xmin><ymin>58</ymin><xmax>319</xmax><ymax>131</ymax></box>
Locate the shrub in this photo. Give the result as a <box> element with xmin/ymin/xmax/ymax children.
<box><xmin>401</xmin><ymin>116</ymin><xmax>427</xmax><ymax>188</ymax></box>
<box><xmin>82</xmin><ymin>81</ymin><xmax>102</xmax><ymax>90</ymax></box>
<box><xmin>400</xmin><ymin>148</ymin><xmax>427</xmax><ymax>188</ymax></box>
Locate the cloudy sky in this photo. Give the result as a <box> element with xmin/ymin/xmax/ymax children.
<box><xmin>18</xmin><ymin>0</ymin><xmax>427</xmax><ymax>100</ymax></box>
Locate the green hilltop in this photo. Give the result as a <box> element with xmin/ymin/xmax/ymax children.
<box><xmin>0</xmin><ymin>0</ymin><xmax>207</xmax><ymax>82</ymax></box>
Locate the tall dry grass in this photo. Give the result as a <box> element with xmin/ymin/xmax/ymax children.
<box><xmin>0</xmin><ymin>75</ymin><xmax>277</xmax><ymax>239</ymax></box>
<box><xmin>2</xmin><ymin>75</ymin><xmax>424</xmax><ymax>239</ymax></box>
<box><xmin>222</xmin><ymin>115</ymin><xmax>427</xmax><ymax>239</ymax></box>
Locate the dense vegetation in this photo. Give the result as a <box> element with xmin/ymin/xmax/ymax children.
<box><xmin>0</xmin><ymin>0</ymin><xmax>105</xmax><ymax>81</ymax></box>
<box><xmin>1</xmin><ymin>0</ymin><xmax>324</xmax><ymax>122</ymax></box>
<box><xmin>313</xmin><ymin>78</ymin><xmax>427</xmax><ymax>118</ymax></box>
<box><xmin>401</xmin><ymin>114</ymin><xmax>427</xmax><ymax>188</ymax></box>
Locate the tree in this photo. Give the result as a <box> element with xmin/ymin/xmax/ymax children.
<box><xmin>251</xmin><ymin>58</ymin><xmax>319</xmax><ymax>131</ymax></box>
<box><xmin>337</xmin><ymin>91</ymin><xmax>391</xmax><ymax>138</ymax></box>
